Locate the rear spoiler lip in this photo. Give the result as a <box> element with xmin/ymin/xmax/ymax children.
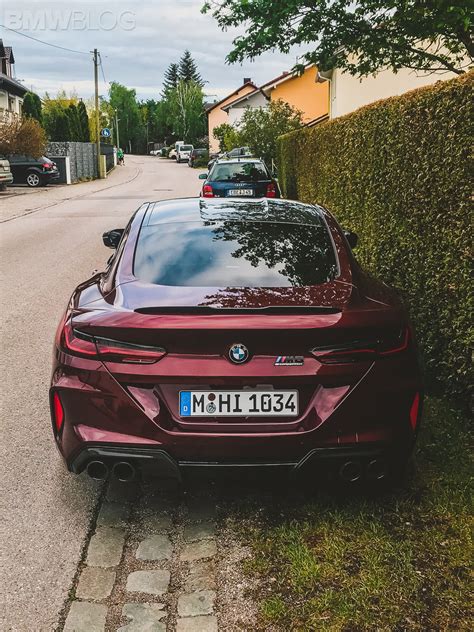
<box><xmin>133</xmin><ymin>305</ymin><xmax>342</xmax><ymax>315</ymax></box>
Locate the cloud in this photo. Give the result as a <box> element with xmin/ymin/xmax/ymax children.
<box><xmin>2</xmin><ymin>0</ymin><xmax>302</xmax><ymax>101</ymax></box>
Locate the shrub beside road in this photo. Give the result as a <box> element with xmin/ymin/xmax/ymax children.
<box><xmin>277</xmin><ymin>72</ymin><xmax>473</xmax><ymax>405</ymax></box>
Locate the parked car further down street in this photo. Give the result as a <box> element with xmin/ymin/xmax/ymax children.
<box><xmin>188</xmin><ymin>148</ymin><xmax>207</xmax><ymax>167</ymax></box>
<box><xmin>207</xmin><ymin>146</ymin><xmax>253</xmax><ymax>170</ymax></box>
<box><xmin>50</xmin><ymin>197</ymin><xmax>422</xmax><ymax>486</ymax></box>
<box><xmin>8</xmin><ymin>155</ymin><xmax>60</xmax><ymax>187</ymax></box>
<box><xmin>199</xmin><ymin>158</ymin><xmax>280</xmax><ymax>198</ymax></box>
<box><xmin>0</xmin><ymin>156</ymin><xmax>14</xmax><ymax>190</ymax></box>
<box><xmin>176</xmin><ymin>144</ymin><xmax>193</xmax><ymax>163</ymax></box>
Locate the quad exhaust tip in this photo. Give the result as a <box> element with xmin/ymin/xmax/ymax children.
<box><xmin>366</xmin><ymin>458</ymin><xmax>387</xmax><ymax>481</ymax></box>
<box><xmin>339</xmin><ymin>460</ymin><xmax>362</xmax><ymax>483</ymax></box>
<box><xmin>86</xmin><ymin>460</ymin><xmax>109</xmax><ymax>481</ymax></box>
<box><xmin>112</xmin><ymin>461</ymin><xmax>136</xmax><ymax>482</ymax></box>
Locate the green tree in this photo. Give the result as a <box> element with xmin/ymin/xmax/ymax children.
<box><xmin>203</xmin><ymin>1</ymin><xmax>472</xmax><ymax>76</ymax></box>
<box><xmin>213</xmin><ymin>122</ymin><xmax>242</xmax><ymax>152</ymax></box>
<box><xmin>237</xmin><ymin>100</ymin><xmax>303</xmax><ymax>166</ymax></box>
<box><xmin>51</xmin><ymin>110</ymin><xmax>71</xmax><ymax>141</ymax></box>
<box><xmin>66</xmin><ymin>104</ymin><xmax>82</xmax><ymax>141</ymax></box>
<box><xmin>168</xmin><ymin>79</ymin><xmax>206</xmax><ymax>143</ymax></box>
<box><xmin>77</xmin><ymin>100</ymin><xmax>90</xmax><ymax>142</ymax></box>
<box><xmin>162</xmin><ymin>62</ymin><xmax>180</xmax><ymax>96</ymax></box>
<box><xmin>108</xmin><ymin>82</ymin><xmax>142</xmax><ymax>152</ymax></box>
<box><xmin>22</xmin><ymin>92</ymin><xmax>42</xmax><ymax>124</ymax></box>
<box><xmin>179</xmin><ymin>50</ymin><xmax>204</xmax><ymax>86</ymax></box>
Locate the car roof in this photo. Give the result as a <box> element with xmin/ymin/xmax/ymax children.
<box><xmin>144</xmin><ymin>197</ymin><xmax>326</xmax><ymax>227</ymax></box>
<box><xmin>212</xmin><ymin>157</ymin><xmax>262</xmax><ymax>166</ymax></box>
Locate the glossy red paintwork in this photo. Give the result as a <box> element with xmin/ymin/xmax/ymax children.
<box><xmin>50</xmin><ymin>198</ymin><xmax>422</xmax><ymax>473</ymax></box>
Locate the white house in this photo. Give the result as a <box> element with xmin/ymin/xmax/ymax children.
<box><xmin>0</xmin><ymin>40</ymin><xmax>27</xmax><ymax>118</ymax></box>
<box><xmin>221</xmin><ymin>87</ymin><xmax>269</xmax><ymax>125</ymax></box>
<box><xmin>319</xmin><ymin>56</ymin><xmax>460</xmax><ymax>119</ymax></box>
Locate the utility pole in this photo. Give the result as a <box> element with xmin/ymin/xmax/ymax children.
<box><xmin>93</xmin><ymin>49</ymin><xmax>101</xmax><ymax>177</ymax></box>
<box><xmin>115</xmin><ymin>109</ymin><xmax>120</xmax><ymax>149</ymax></box>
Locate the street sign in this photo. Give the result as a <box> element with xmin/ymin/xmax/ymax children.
<box><xmin>101</xmin><ymin>127</ymin><xmax>111</xmax><ymax>138</ymax></box>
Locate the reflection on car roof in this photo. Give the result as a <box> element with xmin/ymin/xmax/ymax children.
<box><xmin>146</xmin><ymin>197</ymin><xmax>325</xmax><ymax>227</ymax></box>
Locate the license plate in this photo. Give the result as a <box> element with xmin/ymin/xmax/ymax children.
<box><xmin>228</xmin><ymin>189</ymin><xmax>253</xmax><ymax>196</ymax></box>
<box><xmin>179</xmin><ymin>390</ymin><xmax>298</xmax><ymax>417</ymax></box>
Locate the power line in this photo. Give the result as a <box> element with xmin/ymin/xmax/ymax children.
<box><xmin>98</xmin><ymin>52</ymin><xmax>109</xmax><ymax>87</ymax></box>
<box><xmin>0</xmin><ymin>23</ymin><xmax>91</xmax><ymax>56</ymax></box>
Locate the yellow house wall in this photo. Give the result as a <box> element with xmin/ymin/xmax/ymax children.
<box><xmin>269</xmin><ymin>66</ymin><xmax>329</xmax><ymax>122</ymax></box>
<box><xmin>208</xmin><ymin>84</ymin><xmax>256</xmax><ymax>153</ymax></box>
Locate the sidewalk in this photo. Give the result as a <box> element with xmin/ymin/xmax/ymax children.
<box><xmin>0</xmin><ymin>163</ymin><xmax>140</xmax><ymax>223</ymax></box>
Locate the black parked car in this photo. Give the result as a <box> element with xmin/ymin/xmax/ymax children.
<box><xmin>188</xmin><ymin>148</ymin><xmax>208</xmax><ymax>167</ymax></box>
<box><xmin>8</xmin><ymin>155</ymin><xmax>60</xmax><ymax>187</ymax></box>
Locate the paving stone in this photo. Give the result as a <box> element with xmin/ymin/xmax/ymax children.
<box><xmin>126</xmin><ymin>570</ymin><xmax>170</xmax><ymax>596</ymax></box>
<box><xmin>176</xmin><ymin>615</ymin><xmax>218</xmax><ymax>632</ymax></box>
<box><xmin>181</xmin><ymin>539</ymin><xmax>217</xmax><ymax>562</ymax></box>
<box><xmin>185</xmin><ymin>560</ymin><xmax>217</xmax><ymax>591</ymax></box>
<box><xmin>106</xmin><ymin>479</ymin><xmax>140</xmax><ymax>503</ymax></box>
<box><xmin>136</xmin><ymin>534</ymin><xmax>173</xmax><ymax>561</ymax></box>
<box><xmin>117</xmin><ymin>602</ymin><xmax>166</xmax><ymax>632</ymax></box>
<box><xmin>86</xmin><ymin>527</ymin><xmax>126</xmax><ymax>567</ymax></box>
<box><xmin>184</xmin><ymin>521</ymin><xmax>216</xmax><ymax>543</ymax></box>
<box><xmin>96</xmin><ymin>502</ymin><xmax>131</xmax><ymax>528</ymax></box>
<box><xmin>177</xmin><ymin>590</ymin><xmax>216</xmax><ymax>617</ymax></box>
<box><xmin>76</xmin><ymin>567</ymin><xmax>116</xmax><ymax>601</ymax></box>
<box><xmin>64</xmin><ymin>601</ymin><xmax>107</xmax><ymax>632</ymax></box>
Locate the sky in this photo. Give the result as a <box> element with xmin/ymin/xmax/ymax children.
<box><xmin>1</xmin><ymin>0</ymin><xmax>303</xmax><ymax>103</ymax></box>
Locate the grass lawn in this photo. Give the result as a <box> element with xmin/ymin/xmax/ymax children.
<box><xmin>235</xmin><ymin>397</ymin><xmax>472</xmax><ymax>631</ymax></box>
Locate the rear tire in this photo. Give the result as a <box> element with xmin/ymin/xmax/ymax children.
<box><xmin>26</xmin><ymin>172</ymin><xmax>41</xmax><ymax>187</ymax></box>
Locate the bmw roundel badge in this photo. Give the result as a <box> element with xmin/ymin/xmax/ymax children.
<box><xmin>228</xmin><ymin>343</ymin><xmax>249</xmax><ymax>364</ymax></box>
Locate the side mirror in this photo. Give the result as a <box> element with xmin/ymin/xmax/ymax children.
<box><xmin>103</xmin><ymin>228</ymin><xmax>124</xmax><ymax>249</ymax></box>
<box><xmin>343</xmin><ymin>230</ymin><xmax>358</xmax><ymax>249</ymax></box>
<box><xmin>198</xmin><ymin>173</ymin><xmax>208</xmax><ymax>180</ymax></box>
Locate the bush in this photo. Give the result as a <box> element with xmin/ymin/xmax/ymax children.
<box><xmin>276</xmin><ymin>73</ymin><xmax>473</xmax><ymax>403</ymax></box>
<box><xmin>0</xmin><ymin>116</ymin><xmax>47</xmax><ymax>157</ymax></box>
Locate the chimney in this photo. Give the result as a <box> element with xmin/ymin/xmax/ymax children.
<box><xmin>243</xmin><ymin>77</ymin><xmax>251</xmax><ymax>84</ymax></box>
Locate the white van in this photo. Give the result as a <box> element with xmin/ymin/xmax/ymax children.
<box><xmin>176</xmin><ymin>144</ymin><xmax>194</xmax><ymax>163</ymax></box>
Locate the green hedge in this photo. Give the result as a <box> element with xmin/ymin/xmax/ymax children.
<box><xmin>277</xmin><ymin>73</ymin><xmax>473</xmax><ymax>403</ymax></box>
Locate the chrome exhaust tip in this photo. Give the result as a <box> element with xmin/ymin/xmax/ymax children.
<box><xmin>112</xmin><ymin>461</ymin><xmax>136</xmax><ymax>482</ymax></box>
<box><xmin>366</xmin><ymin>459</ymin><xmax>387</xmax><ymax>481</ymax></box>
<box><xmin>86</xmin><ymin>460</ymin><xmax>109</xmax><ymax>481</ymax></box>
<box><xmin>339</xmin><ymin>460</ymin><xmax>362</xmax><ymax>483</ymax></box>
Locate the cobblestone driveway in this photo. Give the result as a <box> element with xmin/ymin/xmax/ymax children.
<box><xmin>59</xmin><ymin>474</ymin><xmax>262</xmax><ymax>632</ymax></box>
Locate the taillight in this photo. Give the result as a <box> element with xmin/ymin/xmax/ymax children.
<box><xmin>95</xmin><ymin>337</ymin><xmax>166</xmax><ymax>364</ymax></box>
<box><xmin>42</xmin><ymin>163</ymin><xmax>52</xmax><ymax>170</ymax></box>
<box><xmin>59</xmin><ymin>319</ymin><xmax>165</xmax><ymax>363</ymax></box>
<box><xmin>52</xmin><ymin>392</ymin><xmax>64</xmax><ymax>432</ymax></box>
<box><xmin>410</xmin><ymin>392</ymin><xmax>421</xmax><ymax>430</ymax></box>
<box><xmin>202</xmin><ymin>184</ymin><xmax>214</xmax><ymax>197</ymax></box>
<box><xmin>311</xmin><ymin>328</ymin><xmax>410</xmax><ymax>364</ymax></box>
<box><xmin>61</xmin><ymin>321</ymin><xmax>97</xmax><ymax>357</ymax></box>
<box><xmin>266</xmin><ymin>182</ymin><xmax>277</xmax><ymax>198</ymax></box>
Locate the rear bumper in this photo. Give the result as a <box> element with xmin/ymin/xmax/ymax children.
<box><xmin>0</xmin><ymin>173</ymin><xmax>13</xmax><ymax>184</ymax></box>
<box><xmin>68</xmin><ymin>442</ymin><xmax>411</xmax><ymax>478</ymax></box>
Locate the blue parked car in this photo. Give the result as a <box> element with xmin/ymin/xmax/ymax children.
<box><xmin>199</xmin><ymin>158</ymin><xmax>280</xmax><ymax>199</ymax></box>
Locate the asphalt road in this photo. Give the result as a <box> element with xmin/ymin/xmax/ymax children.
<box><xmin>0</xmin><ymin>157</ymin><xmax>204</xmax><ymax>631</ymax></box>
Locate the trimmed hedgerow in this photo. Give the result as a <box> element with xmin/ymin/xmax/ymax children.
<box><xmin>277</xmin><ymin>73</ymin><xmax>473</xmax><ymax>403</ymax></box>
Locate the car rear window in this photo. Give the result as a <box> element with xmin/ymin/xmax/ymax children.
<box><xmin>180</xmin><ymin>145</ymin><xmax>193</xmax><ymax>151</ymax></box>
<box><xmin>210</xmin><ymin>162</ymin><xmax>269</xmax><ymax>183</ymax></box>
<box><xmin>134</xmin><ymin>220</ymin><xmax>337</xmax><ymax>287</ymax></box>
